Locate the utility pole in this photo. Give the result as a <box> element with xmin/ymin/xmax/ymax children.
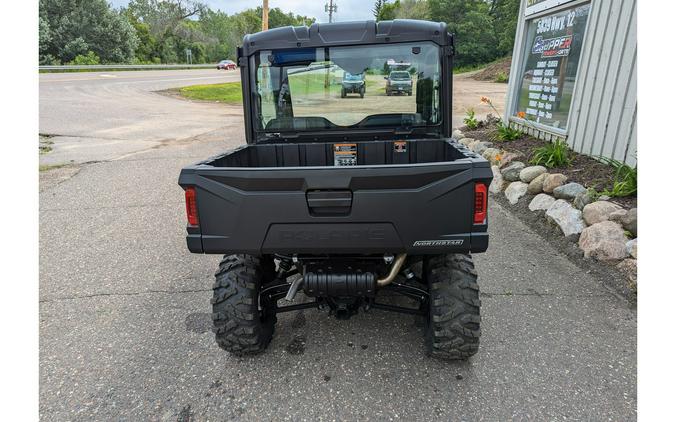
<box><xmin>325</xmin><ymin>0</ymin><xmax>337</xmax><ymax>23</ymax></box>
<box><xmin>262</xmin><ymin>0</ymin><xmax>269</xmax><ymax>31</ymax></box>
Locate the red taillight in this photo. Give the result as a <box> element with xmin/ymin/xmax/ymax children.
<box><xmin>185</xmin><ymin>187</ymin><xmax>199</xmax><ymax>227</ymax></box>
<box><xmin>474</xmin><ymin>183</ymin><xmax>487</xmax><ymax>224</ymax></box>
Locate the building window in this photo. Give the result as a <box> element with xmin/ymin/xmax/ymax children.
<box><xmin>515</xmin><ymin>2</ymin><xmax>591</xmax><ymax>130</ymax></box>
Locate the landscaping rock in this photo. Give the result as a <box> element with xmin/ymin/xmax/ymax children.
<box><xmin>502</xmin><ymin>161</ymin><xmax>525</xmax><ymax>182</ymax></box>
<box><xmin>573</xmin><ymin>191</ymin><xmax>593</xmax><ymax>210</ymax></box>
<box><xmin>618</xmin><ymin>208</ymin><xmax>637</xmax><ymax>237</ymax></box>
<box><xmin>498</xmin><ymin>152</ymin><xmax>523</xmax><ymax>169</ymax></box>
<box><xmin>578</xmin><ymin>221</ymin><xmax>629</xmax><ymax>261</ymax></box>
<box><xmin>473</xmin><ymin>142</ymin><xmax>493</xmax><ymax>155</ymax></box>
<box><xmin>626</xmin><ymin>238</ymin><xmax>637</xmax><ymax>259</ymax></box>
<box><xmin>505</xmin><ymin>181</ymin><xmax>529</xmax><ymax>205</ymax></box>
<box><xmin>542</xmin><ymin>173</ymin><xmax>568</xmax><ymax>193</ymax></box>
<box><xmin>617</xmin><ymin>259</ymin><xmax>637</xmax><ymax>289</ymax></box>
<box><xmin>545</xmin><ymin>199</ymin><xmax>586</xmax><ymax>237</ymax></box>
<box><xmin>468</xmin><ymin>140</ymin><xmax>482</xmax><ymax>151</ymax></box>
<box><xmin>452</xmin><ymin>129</ymin><xmax>464</xmax><ymax>139</ymax></box>
<box><xmin>458</xmin><ymin>137</ymin><xmax>474</xmax><ymax>147</ymax></box>
<box><xmin>519</xmin><ymin>166</ymin><xmax>547</xmax><ymax>183</ymax></box>
<box><xmin>553</xmin><ymin>182</ymin><xmax>586</xmax><ymax>200</ymax></box>
<box><xmin>609</xmin><ymin>209</ymin><xmax>628</xmax><ymax>222</ymax></box>
<box><xmin>582</xmin><ymin>201</ymin><xmax>624</xmax><ymax>226</ymax></box>
<box><xmin>482</xmin><ymin>148</ymin><xmax>501</xmax><ymax>165</ymax></box>
<box><xmin>598</xmin><ymin>195</ymin><xmax>611</xmax><ymax>201</ymax></box>
<box><xmin>489</xmin><ymin>165</ymin><xmax>504</xmax><ymax>194</ymax></box>
<box><xmin>529</xmin><ymin>193</ymin><xmax>556</xmax><ymax>211</ymax></box>
<box><xmin>527</xmin><ymin>172</ymin><xmax>549</xmax><ymax>194</ymax></box>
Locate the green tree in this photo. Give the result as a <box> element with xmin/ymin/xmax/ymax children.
<box><xmin>39</xmin><ymin>0</ymin><xmax>139</xmax><ymax>63</ymax></box>
<box><xmin>377</xmin><ymin>0</ymin><xmax>401</xmax><ymax>20</ymax></box>
<box><xmin>395</xmin><ymin>0</ymin><xmax>429</xmax><ymax>19</ymax></box>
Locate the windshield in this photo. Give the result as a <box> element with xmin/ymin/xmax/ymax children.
<box><xmin>252</xmin><ymin>42</ymin><xmax>441</xmax><ymax>132</ymax></box>
<box><xmin>389</xmin><ymin>71</ymin><xmax>411</xmax><ymax>80</ymax></box>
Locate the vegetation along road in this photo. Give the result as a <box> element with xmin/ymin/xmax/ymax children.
<box><xmin>39</xmin><ymin>69</ymin><xmax>634</xmax><ymax>420</ymax></box>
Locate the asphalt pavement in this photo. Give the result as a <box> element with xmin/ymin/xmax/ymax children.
<box><xmin>39</xmin><ymin>69</ymin><xmax>636</xmax><ymax>421</ymax></box>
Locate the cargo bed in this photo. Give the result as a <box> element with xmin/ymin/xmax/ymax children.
<box><xmin>179</xmin><ymin>138</ymin><xmax>492</xmax><ymax>255</ymax></box>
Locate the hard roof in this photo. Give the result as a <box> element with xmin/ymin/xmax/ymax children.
<box><xmin>240</xmin><ymin>19</ymin><xmax>450</xmax><ymax>56</ymax></box>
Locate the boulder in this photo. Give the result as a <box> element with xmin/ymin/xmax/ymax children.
<box><xmin>542</xmin><ymin>173</ymin><xmax>568</xmax><ymax>193</ymax></box>
<box><xmin>505</xmin><ymin>181</ymin><xmax>529</xmax><ymax>205</ymax></box>
<box><xmin>573</xmin><ymin>191</ymin><xmax>593</xmax><ymax>210</ymax></box>
<box><xmin>473</xmin><ymin>142</ymin><xmax>493</xmax><ymax>155</ymax></box>
<box><xmin>617</xmin><ymin>259</ymin><xmax>637</xmax><ymax>288</ymax></box>
<box><xmin>529</xmin><ymin>193</ymin><xmax>556</xmax><ymax>211</ymax></box>
<box><xmin>482</xmin><ymin>148</ymin><xmax>502</xmax><ymax>165</ymax></box>
<box><xmin>498</xmin><ymin>152</ymin><xmax>523</xmax><ymax>169</ymax></box>
<box><xmin>519</xmin><ymin>166</ymin><xmax>547</xmax><ymax>183</ymax></box>
<box><xmin>545</xmin><ymin>199</ymin><xmax>586</xmax><ymax>237</ymax></box>
<box><xmin>626</xmin><ymin>238</ymin><xmax>637</xmax><ymax>259</ymax></box>
<box><xmin>609</xmin><ymin>209</ymin><xmax>628</xmax><ymax>223</ymax></box>
<box><xmin>468</xmin><ymin>140</ymin><xmax>482</xmax><ymax>151</ymax></box>
<box><xmin>582</xmin><ymin>201</ymin><xmax>624</xmax><ymax>226</ymax></box>
<box><xmin>553</xmin><ymin>182</ymin><xmax>586</xmax><ymax>200</ymax></box>
<box><xmin>527</xmin><ymin>172</ymin><xmax>549</xmax><ymax>194</ymax></box>
<box><xmin>502</xmin><ymin>161</ymin><xmax>526</xmax><ymax>182</ymax></box>
<box><xmin>618</xmin><ymin>208</ymin><xmax>637</xmax><ymax>236</ymax></box>
<box><xmin>459</xmin><ymin>137</ymin><xmax>474</xmax><ymax>147</ymax></box>
<box><xmin>578</xmin><ymin>221</ymin><xmax>629</xmax><ymax>261</ymax></box>
<box><xmin>489</xmin><ymin>165</ymin><xmax>504</xmax><ymax>194</ymax></box>
<box><xmin>452</xmin><ymin>129</ymin><xmax>464</xmax><ymax>139</ymax></box>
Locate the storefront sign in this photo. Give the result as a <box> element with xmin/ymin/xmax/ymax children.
<box><xmin>515</xmin><ymin>2</ymin><xmax>590</xmax><ymax>129</ymax></box>
<box><xmin>525</xmin><ymin>0</ymin><xmax>576</xmax><ymax>16</ymax></box>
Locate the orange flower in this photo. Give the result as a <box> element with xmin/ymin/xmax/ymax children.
<box><xmin>495</xmin><ymin>154</ymin><xmax>502</xmax><ymax>162</ymax></box>
<box><xmin>517</xmin><ymin>111</ymin><xmax>526</xmax><ymax>119</ymax></box>
<box><xmin>480</xmin><ymin>96</ymin><xmax>491</xmax><ymax>105</ymax></box>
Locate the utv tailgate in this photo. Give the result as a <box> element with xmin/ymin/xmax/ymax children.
<box><xmin>179</xmin><ymin>139</ymin><xmax>492</xmax><ymax>255</ymax></box>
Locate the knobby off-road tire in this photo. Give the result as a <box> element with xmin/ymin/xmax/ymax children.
<box><xmin>211</xmin><ymin>254</ymin><xmax>276</xmax><ymax>356</ymax></box>
<box><xmin>425</xmin><ymin>254</ymin><xmax>481</xmax><ymax>360</ymax></box>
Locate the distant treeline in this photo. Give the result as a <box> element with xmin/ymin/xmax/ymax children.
<box><xmin>39</xmin><ymin>0</ymin><xmax>314</xmax><ymax>65</ymax></box>
<box><xmin>39</xmin><ymin>0</ymin><xmax>519</xmax><ymax>68</ymax></box>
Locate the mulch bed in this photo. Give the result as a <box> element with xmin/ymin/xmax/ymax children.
<box><xmin>461</xmin><ymin>122</ymin><xmax>637</xmax><ymax>209</ymax></box>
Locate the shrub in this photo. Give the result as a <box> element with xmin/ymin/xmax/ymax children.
<box><xmin>595</xmin><ymin>157</ymin><xmax>637</xmax><ymax>197</ymax></box>
<box><xmin>69</xmin><ymin>51</ymin><xmax>100</xmax><ymax>65</ymax></box>
<box><xmin>495</xmin><ymin>72</ymin><xmax>508</xmax><ymax>83</ymax></box>
<box><xmin>464</xmin><ymin>108</ymin><xmax>479</xmax><ymax>130</ymax></box>
<box><xmin>530</xmin><ymin>139</ymin><xmax>572</xmax><ymax>168</ymax></box>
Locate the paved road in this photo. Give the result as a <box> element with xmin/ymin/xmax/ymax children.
<box><xmin>39</xmin><ymin>69</ymin><xmax>505</xmax><ymax>166</ymax></box>
<box><xmin>39</xmin><ymin>70</ymin><xmax>635</xmax><ymax>420</ymax></box>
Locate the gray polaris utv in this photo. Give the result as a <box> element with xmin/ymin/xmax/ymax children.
<box><xmin>179</xmin><ymin>20</ymin><xmax>492</xmax><ymax>360</ymax></box>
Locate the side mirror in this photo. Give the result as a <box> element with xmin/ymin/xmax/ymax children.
<box><xmin>384</xmin><ymin>76</ymin><xmax>389</xmax><ymax>80</ymax></box>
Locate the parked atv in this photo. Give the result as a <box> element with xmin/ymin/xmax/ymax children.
<box><xmin>341</xmin><ymin>72</ymin><xmax>366</xmax><ymax>98</ymax></box>
<box><xmin>179</xmin><ymin>20</ymin><xmax>491</xmax><ymax>360</ymax></box>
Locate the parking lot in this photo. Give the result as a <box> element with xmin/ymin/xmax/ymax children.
<box><xmin>39</xmin><ymin>69</ymin><xmax>636</xmax><ymax>420</ymax></box>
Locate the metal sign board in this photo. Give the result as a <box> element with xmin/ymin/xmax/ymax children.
<box><xmin>525</xmin><ymin>0</ymin><xmax>576</xmax><ymax>16</ymax></box>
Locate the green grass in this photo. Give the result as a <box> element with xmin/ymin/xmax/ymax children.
<box><xmin>39</xmin><ymin>163</ymin><xmax>69</xmax><ymax>172</ymax></box>
<box><xmin>454</xmin><ymin>64</ymin><xmax>487</xmax><ymax>74</ymax></box>
<box><xmin>178</xmin><ymin>82</ymin><xmax>243</xmax><ymax>103</ymax></box>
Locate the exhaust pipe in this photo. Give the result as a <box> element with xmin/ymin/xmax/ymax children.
<box><xmin>377</xmin><ymin>253</ymin><xmax>407</xmax><ymax>287</ymax></box>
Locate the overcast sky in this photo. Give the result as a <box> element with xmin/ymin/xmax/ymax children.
<box><xmin>109</xmin><ymin>0</ymin><xmax>374</xmax><ymax>23</ymax></box>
